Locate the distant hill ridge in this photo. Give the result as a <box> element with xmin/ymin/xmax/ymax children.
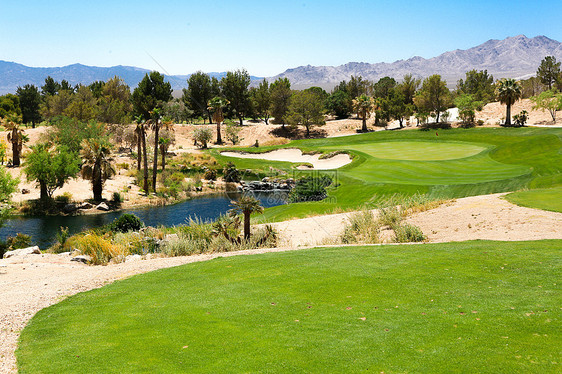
<box><xmin>270</xmin><ymin>35</ymin><xmax>562</xmax><ymax>89</ymax></box>
<box><xmin>1</xmin><ymin>35</ymin><xmax>561</xmax><ymax>94</ymax></box>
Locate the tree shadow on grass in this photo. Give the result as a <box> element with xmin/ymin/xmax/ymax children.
<box><xmin>270</xmin><ymin>126</ymin><xmax>328</xmax><ymax>140</ymax></box>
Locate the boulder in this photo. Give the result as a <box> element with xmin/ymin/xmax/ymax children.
<box><xmin>71</xmin><ymin>255</ymin><xmax>91</xmax><ymax>264</ymax></box>
<box><xmin>77</xmin><ymin>202</ymin><xmax>93</xmax><ymax>210</ymax></box>
<box><xmin>63</xmin><ymin>203</ymin><xmax>78</xmax><ymax>213</ymax></box>
<box><xmin>96</xmin><ymin>202</ymin><xmax>110</xmax><ymax>211</ymax></box>
<box><xmin>3</xmin><ymin>246</ymin><xmax>41</xmax><ymax>258</ymax></box>
<box><xmin>125</xmin><ymin>254</ymin><xmax>142</xmax><ymax>262</ymax></box>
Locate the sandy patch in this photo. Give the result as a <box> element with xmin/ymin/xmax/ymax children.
<box><xmin>221</xmin><ymin>149</ymin><xmax>352</xmax><ymax>170</ymax></box>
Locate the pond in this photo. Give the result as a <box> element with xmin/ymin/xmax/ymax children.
<box><xmin>0</xmin><ymin>191</ymin><xmax>288</xmax><ymax>248</ymax></box>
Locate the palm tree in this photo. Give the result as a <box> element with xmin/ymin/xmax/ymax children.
<box><xmin>150</xmin><ymin>108</ymin><xmax>162</xmax><ymax>191</ymax></box>
<box><xmin>3</xmin><ymin>114</ymin><xmax>27</xmax><ymax>167</ymax></box>
<box><xmin>134</xmin><ymin>115</ymin><xmax>149</xmax><ymax>193</ymax></box>
<box><xmin>208</xmin><ymin>97</ymin><xmax>229</xmax><ymax>144</ymax></box>
<box><xmin>352</xmin><ymin>95</ymin><xmax>376</xmax><ymax>132</ymax></box>
<box><xmin>496</xmin><ymin>79</ymin><xmax>522</xmax><ymax>127</ymax></box>
<box><xmin>80</xmin><ymin>138</ymin><xmax>116</xmax><ymax>201</ymax></box>
<box><xmin>229</xmin><ymin>195</ymin><xmax>264</xmax><ymax>240</ymax></box>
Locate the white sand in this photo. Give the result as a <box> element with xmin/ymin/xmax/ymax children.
<box><xmin>221</xmin><ymin>149</ymin><xmax>352</xmax><ymax>170</ymax></box>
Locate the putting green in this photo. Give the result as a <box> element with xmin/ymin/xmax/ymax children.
<box><xmin>344</xmin><ymin>141</ymin><xmax>487</xmax><ymax>160</ymax></box>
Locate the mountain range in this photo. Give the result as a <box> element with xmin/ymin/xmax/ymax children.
<box><xmin>1</xmin><ymin>35</ymin><xmax>561</xmax><ymax>94</ymax></box>
<box><xmin>271</xmin><ymin>35</ymin><xmax>562</xmax><ymax>89</ymax></box>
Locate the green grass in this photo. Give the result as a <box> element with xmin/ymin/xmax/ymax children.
<box><xmin>18</xmin><ymin>240</ymin><xmax>561</xmax><ymax>373</ymax></box>
<box><xmin>210</xmin><ymin>127</ymin><xmax>562</xmax><ymax>222</ymax></box>
<box><xmin>505</xmin><ymin>186</ymin><xmax>562</xmax><ymax>213</ymax></box>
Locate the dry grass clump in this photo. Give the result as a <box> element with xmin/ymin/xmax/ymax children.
<box><xmin>341</xmin><ymin>211</ymin><xmax>380</xmax><ymax>244</ymax></box>
<box><xmin>261</xmin><ymin>138</ymin><xmax>289</xmax><ymax>146</ymax></box>
<box><xmin>68</xmin><ymin>234</ymin><xmax>125</xmax><ymax>265</ymax></box>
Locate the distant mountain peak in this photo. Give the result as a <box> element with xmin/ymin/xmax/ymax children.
<box><xmin>271</xmin><ymin>35</ymin><xmax>562</xmax><ymax>89</ymax></box>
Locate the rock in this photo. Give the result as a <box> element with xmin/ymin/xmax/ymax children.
<box><xmin>3</xmin><ymin>246</ymin><xmax>41</xmax><ymax>258</ymax></box>
<box><xmin>96</xmin><ymin>202</ymin><xmax>110</xmax><ymax>211</ymax></box>
<box><xmin>77</xmin><ymin>202</ymin><xmax>93</xmax><ymax>210</ymax></box>
<box><xmin>164</xmin><ymin>234</ymin><xmax>179</xmax><ymax>242</ymax></box>
<box><xmin>262</xmin><ymin>177</ymin><xmax>270</xmax><ymax>183</ymax></box>
<box><xmin>58</xmin><ymin>251</ymin><xmax>72</xmax><ymax>256</ymax></box>
<box><xmin>125</xmin><ymin>254</ymin><xmax>142</xmax><ymax>262</ymax></box>
<box><xmin>21</xmin><ymin>188</ymin><xmax>30</xmax><ymax>194</ymax></box>
<box><xmin>71</xmin><ymin>255</ymin><xmax>91</xmax><ymax>264</ymax></box>
<box><xmin>63</xmin><ymin>203</ymin><xmax>78</xmax><ymax>213</ymax></box>
<box><xmin>195</xmin><ymin>186</ymin><xmax>203</xmax><ymax>192</ymax></box>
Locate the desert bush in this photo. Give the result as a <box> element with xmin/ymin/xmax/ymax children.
<box><xmin>111</xmin><ymin>192</ymin><xmax>124</xmax><ymax>204</ymax></box>
<box><xmin>223</xmin><ymin>162</ymin><xmax>240</xmax><ymax>182</ymax></box>
<box><xmin>341</xmin><ymin>211</ymin><xmax>380</xmax><ymax>244</ymax></box>
<box><xmin>378</xmin><ymin>206</ymin><xmax>402</xmax><ymax>226</ymax></box>
<box><xmin>203</xmin><ymin>168</ymin><xmax>217</xmax><ymax>181</ymax></box>
<box><xmin>288</xmin><ymin>174</ymin><xmax>332</xmax><ymax>202</ymax></box>
<box><xmin>55</xmin><ymin>192</ymin><xmax>73</xmax><ymax>204</ymax></box>
<box><xmin>7</xmin><ymin>233</ymin><xmax>32</xmax><ymax>249</ymax></box>
<box><xmin>111</xmin><ymin>213</ymin><xmax>143</xmax><ymax>233</ymax></box>
<box><xmin>192</xmin><ymin>127</ymin><xmax>213</xmax><ymax>148</ymax></box>
<box><xmin>513</xmin><ymin>110</ymin><xmax>528</xmax><ymax>127</ymax></box>
<box><xmin>393</xmin><ymin>223</ymin><xmax>426</xmax><ymax>243</ymax></box>
<box><xmin>69</xmin><ymin>233</ymin><xmax>123</xmax><ymax>265</ymax></box>
<box><xmin>225</xmin><ymin>124</ymin><xmax>243</xmax><ymax>145</ymax></box>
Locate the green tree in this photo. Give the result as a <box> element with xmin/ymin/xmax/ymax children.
<box><xmin>47</xmin><ymin>117</ymin><xmax>105</xmax><ymax>153</ymax></box>
<box><xmin>97</xmin><ymin>76</ymin><xmax>132</xmax><ymax>124</ymax></box>
<box><xmin>495</xmin><ymin>78</ymin><xmax>522</xmax><ymax>126</ymax></box>
<box><xmin>388</xmin><ymin>90</ymin><xmax>413</xmax><ymax>128</ymax></box>
<box><xmin>537</xmin><ymin>56</ymin><xmax>561</xmax><ymax>90</ymax></box>
<box><xmin>41</xmin><ymin>76</ymin><xmax>60</xmax><ymax>96</ymax></box>
<box><xmin>0</xmin><ymin>166</ymin><xmax>18</xmax><ymax>227</ymax></box>
<box><xmin>454</xmin><ymin>94</ymin><xmax>484</xmax><ymax>124</ymax></box>
<box><xmin>208</xmin><ymin>97</ymin><xmax>229</xmax><ymax>144</ymax></box>
<box><xmin>134</xmin><ymin>116</ymin><xmax>149</xmax><ymax>193</ymax></box>
<box><xmin>373</xmin><ymin>77</ymin><xmax>397</xmax><ymax>99</ymax></box>
<box><xmin>150</xmin><ymin>108</ymin><xmax>162</xmax><ymax>191</ymax></box>
<box><xmin>182</xmin><ymin>71</ymin><xmax>213</xmax><ymax>123</ymax></box>
<box><xmin>287</xmin><ymin>90</ymin><xmax>326</xmax><ymax>137</ymax></box>
<box><xmin>132</xmin><ymin>71</ymin><xmax>173</xmax><ymax>120</ymax></box>
<box><xmin>352</xmin><ymin>95</ymin><xmax>376</xmax><ymax>132</ymax></box>
<box><xmin>347</xmin><ymin>75</ymin><xmax>370</xmax><ymax>99</ymax></box>
<box><xmin>88</xmin><ymin>81</ymin><xmax>105</xmax><ymax>99</ymax></box>
<box><xmin>158</xmin><ymin>127</ymin><xmax>175</xmax><ymax>171</ymax></box>
<box><xmin>0</xmin><ymin>94</ymin><xmax>21</xmax><ymax>118</ymax></box>
<box><xmin>40</xmin><ymin>90</ymin><xmax>73</xmax><ymax>119</ymax></box>
<box><xmin>270</xmin><ymin>78</ymin><xmax>292</xmax><ymax>127</ymax></box>
<box><xmin>414</xmin><ymin>75</ymin><xmax>452</xmax><ymax>123</ymax></box>
<box><xmin>229</xmin><ymin>195</ymin><xmax>264</xmax><ymax>240</ymax></box>
<box><xmin>456</xmin><ymin>70</ymin><xmax>495</xmax><ymax>103</ymax></box>
<box><xmin>25</xmin><ymin>143</ymin><xmax>80</xmax><ymax>202</ymax></box>
<box><xmin>398</xmin><ymin>74</ymin><xmax>421</xmax><ymax>104</ymax></box>
<box><xmin>64</xmin><ymin>85</ymin><xmax>98</xmax><ymax>121</ymax></box>
<box><xmin>251</xmin><ymin>79</ymin><xmax>272</xmax><ymax>124</ymax></box>
<box><xmin>326</xmin><ymin>89</ymin><xmax>351</xmax><ymax>119</ymax></box>
<box><xmin>192</xmin><ymin>127</ymin><xmax>212</xmax><ymax>149</ymax></box>
<box><xmin>531</xmin><ymin>90</ymin><xmax>562</xmax><ymax>122</ymax></box>
<box><xmin>80</xmin><ymin>138</ymin><xmax>116</xmax><ymax>201</ymax></box>
<box><xmin>3</xmin><ymin>114</ymin><xmax>27</xmax><ymax>167</ymax></box>
<box><xmin>221</xmin><ymin>69</ymin><xmax>251</xmax><ymax>126</ymax></box>
<box><xmin>16</xmin><ymin>85</ymin><xmax>42</xmax><ymax>127</ymax></box>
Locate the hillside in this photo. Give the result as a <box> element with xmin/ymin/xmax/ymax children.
<box><xmin>270</xmin><ymin>35</ymin><xmax>562</xmax><ymax>88</ymax></box>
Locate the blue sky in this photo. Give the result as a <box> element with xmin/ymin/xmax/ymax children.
<box><xmin>2</xmin><ymin>0</ymin><xmax>561</xmax><ymax>76</ymax></box>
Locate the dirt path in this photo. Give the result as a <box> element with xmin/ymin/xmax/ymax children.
<box><xmin>1</xmin><ymin>193</ymin><xmax>562</xmax><ymax>373</ymax></box>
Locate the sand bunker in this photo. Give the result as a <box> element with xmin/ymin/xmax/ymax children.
<box><xmin>221</xmin><ymin>149</ymin><xmax>352</xmax><ymax>170</ymax></box>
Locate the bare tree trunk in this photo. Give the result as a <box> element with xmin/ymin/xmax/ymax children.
<box><xmin>244</xmin><ymin>212</ymin><xmax>251</xmax><ymax>240</ymax></box>
<box><xmin>40</xmin><ymin>181</ymin><xmax>49</xmax><ymax>203</ymax></box>
<box><xmin>136</xmin><ymin>127</ymin><xmax>142</xmax><ymax>170</ymax></box>
<box><xmin>160</xmin><ymin>146</ymin><xmax>166</xmax><ymax>171</ymax></box>
<box><xmin>505</xmin><ymin>104</ymin><xmax>512</xmax><ymax>126</ymax></box>
<box><xmin>216</xmin><ymin>122</ymin><xmax>222</xmax><ymax>144</ymax></box>
<box><xmin>362</xmin><ymin>117</ymin><xmax>367</xmax><ymax>132</ymax></box>
<box><xmin>141</xmin><ymin>127</ymin><xmax>149</xmax><ymax>193</ymax></box>
<box><xmin>152</xmin><ymin>120</ymin><xmax>159</xmax><ymax>191</ymax></box>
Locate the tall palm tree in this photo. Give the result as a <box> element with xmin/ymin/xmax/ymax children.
<box><xmin>496</xmin><ymin>79</ymin><xmax>522</xmax><ymax>126</ymax></box>
<box><xmin>3</xmin><ymin>114</ymin><xmax>27</xmax><ymax>167</ymax></box>
<box><xmin>352</xmin><ymin>95</ymin><xmax>376</xmax><ymax>132</ymax></box>
<box><xmin>133</xmin><ymin>115</ymin><xmax>144</xmax><ymax>171</ymax></box>
<box><xmin>134</xmin><ymin>115</ymin><xmax>149</xmax><ymax>193</ymax></box>
<box><xmin>80</xmin><ymin>138</ymin><xmax>116</xmax><ymax>201</ymax></box>
<box><xmin>208</xmin><ymin>97</ymin><xmax>229</xmax><ymax>144</ymax></box>
<box><xmin>229</xmin><ymin>195</ymin><xmax>264</xmax><ymax>240</ymax></box>
<box><xmin>150</xmin><ymin>108</ymin><xmax>162</xmax><ymax>191</ymax></box>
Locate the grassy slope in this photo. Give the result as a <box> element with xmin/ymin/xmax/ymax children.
<box><xmin>18</xmin><ymin>240</ymin><xmax>562</xmax><ymax>373</ymax></box>
<box><xmin>505</xmin><ymin>186</ymin><xmax>562</xmax><ymax>213</ymax></box>
<box><xmin>212</xmin><ymin>127</ymin><xmax>562</xmax><ymax>221</ymax></box>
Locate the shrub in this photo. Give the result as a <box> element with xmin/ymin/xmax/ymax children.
<box><xmin>204</xmin><ymin>168</ymin><xmax>217</xmax><ymax>181</ymax></box>
<box><xmin>513</xmin><ymin>110</ymin><xmax>528</xmax><ymax>127</ymax></box>
<box><xmin>192</xmin><ymin>127</ymin><xmax>213</xmax><ymax>148</ymax></box>
<box><xmin>225</xmin><ymin>124</ymin><xmax>243</xmax><ymax>145</ymax></box>
<box><xmin>7</xmin><ymin>233</ymin><xmax>32</xmax><ymax>249</ymax></box>
<box><xmin>341</xmin><ymin>211</ymin><xmax>380</xmax><ymax>244</ymax></box>
<box><xmin>393</xmin><ymin>223</ymin><xmax>426</xmax><ymax>243</ymax></box>
<box><xmin>378</xmin><ymin>206</ymin><xmax>402</xmax><ymax>226</ymax></box>
<box><xmin>111</xmin><ymin>213</ymin><xmax>143</xmax><ymax>233</ymax></box>
<box><xmin>111</xmin><ymin>192</ymin><xmax>123</xmax><ymax>204</ymax></box>
<box><xmin>223</xmin><ymin>162</ymin><xmax>240</xmax><ymax>183</ymax></box>
<box><xmin>288</xmin><ymin>175</ymin><xmax>332</xmax><ymax>202</ymax></box>
<box><xmin>55</xmin><ymin>192</ymin><xmax>73</xmax><ymax>204</ymax></box>
<box><xmin>68</xmin><ymin>233</ymin><xmax>122</xmax><ymax>265</ymax></box>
